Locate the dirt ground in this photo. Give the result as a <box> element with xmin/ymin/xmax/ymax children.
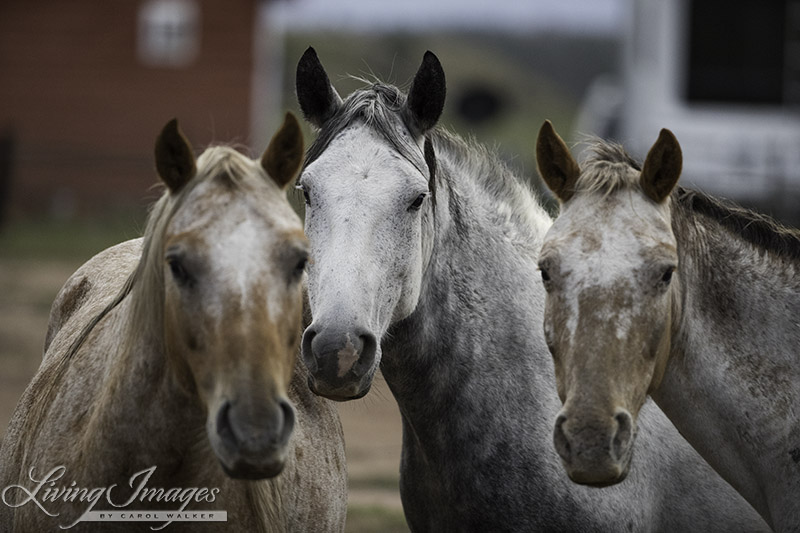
<box><xmin>0</xmin><ymin>256</ymin><xmax>408</xmax><ymax>532</ymax></box>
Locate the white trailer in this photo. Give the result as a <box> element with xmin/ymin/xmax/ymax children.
<box><xmin>577</xmin><ymin>0</ymin><xmax>800</xmax><ymax>221</ymax></box>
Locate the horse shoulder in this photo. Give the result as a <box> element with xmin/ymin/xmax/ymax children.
<box><xmin>44</xmin><ymin>238</ymin><xmax>143</xmax><ymax>359</ymax></box>
<box><xmin>1</xmin><ymin>240</ymin><xmax>141</xmax><ymax>495</ymax></box>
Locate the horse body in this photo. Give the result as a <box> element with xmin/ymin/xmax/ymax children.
<box><xmin>295</xmin><ymin>48</ymin><xmax>768</xmax><ymax>531</ymax></box>
<box><xmin>537</xmin><ymin>122</ymin><xmax>799</xmax><ymax>530</ymax></box>
<box><xmin>0</xmin><ymin>116</ymin><xmax>346</xmax><ymax>532</ymax></box>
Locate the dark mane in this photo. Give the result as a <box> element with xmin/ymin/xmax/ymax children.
<box><xmin>676</xmin><ymin>188</ymin><xmax>800</xmax><ymax>261</ymax></box>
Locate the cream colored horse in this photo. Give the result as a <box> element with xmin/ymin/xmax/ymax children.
<box><xmin>0</xmin><ymin>115</ymin><xmax>346</xmax><ymax>532</ymax></box>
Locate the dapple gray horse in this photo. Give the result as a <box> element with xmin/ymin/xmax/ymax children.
<box><xmin>294</xmin><ymin>48</ymin><xmax>767</xmax><ymax>531</ymax></box>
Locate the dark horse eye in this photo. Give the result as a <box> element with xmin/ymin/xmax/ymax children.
<box><xmin>167</xmin><ymin>257</ymin><xmax>192</xmax><ymax>286</ymax></box>
<box><xmin>296</xmin><ymin>184</ymin><xmax>310</xmax><ymax>205</ymax></box>
<box><xmin>293</xmin><ymin>255</ymin><xmax>309</xmax><ymax>279</ymax></box>
<box><xmin>540</xmin><ymin>268</ymin><xmax>551</xmax><ymax>282</ymax></box>
<box><xmin>661</xmin><ymin>266</ymin><xmax>675</xmax><ymax>285</ymax></box>
<box><xmin>409</xmin><ymin>193</ymin><xmax>426</xmax><ymax>211</ymax></box>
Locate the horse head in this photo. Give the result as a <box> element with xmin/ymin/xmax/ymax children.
<box><xmin>536</xmin><ymin>121</ymin><xmax>682</xmax><ymax>485</ymax></box>
<box><xmin>153</xmin><ymin>114</ymin><xmax>308</xmax><ymax>478</ymax></box>
<box><xmin>295</xmin><ymin>48</ymin><xmax>445</xmax><ymax>400</ymax></box>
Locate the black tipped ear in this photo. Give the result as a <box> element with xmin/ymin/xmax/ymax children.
<box><xmin>536</xmin><ymin>120</ymin><xmax>580</xmax><ymax>203</ymax></box>
<box><xmin>405</xmin><ymin>51</ymin><xmax>446</xmax><ymax>135</ymax></box>
<box><xmin>155</xmin><ymin>119</ymin><xmax>196</xmax><ymax>193</ymax></box>
<box><xmin>296</xmin><ymin>47</ymin><xmax>343</xmax><ymax>128</ymax></box>
<box><xmin>262</xmin><ymin>112</ymin><xmax>304</xmax><ymax>190</ymax></box>
<box><xmin>641</xmin><ymin>128</ymin><xmax>682</xmax><ymax>203</ymax></box>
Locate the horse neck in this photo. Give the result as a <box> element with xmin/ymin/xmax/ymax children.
<box><xmin>382</xmin><ymin>140</ymin><xmax>558</xmax><ymax>443</ymax></box>
<box><xmin>654</xmin><ymin>208</ymin><xmax>800</xmax><ymax>525</ymax></box>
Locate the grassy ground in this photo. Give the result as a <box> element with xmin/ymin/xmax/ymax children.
<box><xmin>345</xmin><ymin>505</ymin><xmax>409</xmax><ymax>533</ymax></box>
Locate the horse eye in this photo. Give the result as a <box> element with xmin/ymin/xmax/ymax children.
<box><xmin>292</xmin><ymin>254</ymin><xmax>309</xmax><ymax>279</ymax></box>
<box><xmin>660</xmin><ymin>266</ymin><xmax>675</xmax><ymax>285</ymax></box>
<box><xmin>540</xmin><ymin>268</ymin><xmax>551</xmax><ymax>283</ymax></box>
<box><xmin>167</xmin><ymin>257</ymin><xmax>192</xmax><ymax>286</ymax></box>
<box><xmin>296</xmin><ymin>184</ymin><xmax>310</xmax><ymax>205</ymax></box>
<box><xmin>408</xmin><ymin>193</ymin><xmax>426</xmax><ymax>211</ymax></box>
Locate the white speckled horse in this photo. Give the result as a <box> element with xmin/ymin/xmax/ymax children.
<box><xmin>294</xmin><ymin>47</ymin><xmax>768</xmax><ymax>531</ymax></box>
<box><xmin>0</xmin><ymin>114</ymin><xmax>347</xmax><ymax>532</ymax></box>
<box><xmin>537</xmin><ymin>120</ymin><xmax>800</xmax><ymax>531</ymax></box>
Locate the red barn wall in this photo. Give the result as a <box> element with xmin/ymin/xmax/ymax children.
<box><xmin>0</xmin><ymin>0</ymin><xmax>259</xmax><ymax>218</ymax></box>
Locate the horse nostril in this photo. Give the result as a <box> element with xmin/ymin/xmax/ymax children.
<box><xmin>553</xmin><ymin>413</ymin><xmax>571</xmax><ymax>463</ymax></box>
<box><xmin>278</xmin><ymin>399</ymin><xmax>296</xmax><ymax>446</ymax></box>
<box><xmin>612</xmin><ymin>410</ymin><xmax>633</xmax><ymax>461</ymax></box>
<box><xmin>301</xmin><ymin>326</ymin><xmax>318</xmax><ymax>370</ymax></box>
<box><xmin>216</xmin><ymin>400</ymin><xmax>236</xmax><ymax>447</ymax></box>
<box><xmin>354</xmin><ymin>332</ymin><xmax>377</xmax><ymax>373</ymax></box>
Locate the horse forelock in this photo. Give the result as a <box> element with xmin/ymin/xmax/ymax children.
<box><xmin>576</xmin><ymin>138</ymin><xmax>642</xmax><ymax>197</ymax></box>
<box><xmin>304</xmin><ymin>81</ymin><xmax>427</xmax><ymax>177</ymax></box>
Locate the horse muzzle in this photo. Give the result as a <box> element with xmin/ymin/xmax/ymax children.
<box><xmin>553</xmin><ymin>408</ymin><xmax>635</xmax><ymax>486</ymax></box>
<box><xmin>301</xmin><ymin>321</ymin><xmax>378</xmax><ymax>401</ymax></box>
<box><xmin>209</xmin><ymin>397</ymin><xmax>296</xmax><ymax>479</ymax></box>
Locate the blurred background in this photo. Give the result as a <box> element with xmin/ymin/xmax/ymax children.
<box><xmin>1</xmin><ymin>0</ymin><xmax>798</xmax><ymax>531</ymax></box>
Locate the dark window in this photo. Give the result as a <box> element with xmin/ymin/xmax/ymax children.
<box><xmin>686</xmin><ymin>0</ymin><xmax>788</xmax><ymax>104</ymax></box>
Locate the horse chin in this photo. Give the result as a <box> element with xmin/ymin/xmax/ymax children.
<box><xmin>565</xmin><ymin>460</ymin><xmax>631</xmax><ymax>488</ymax></box>
<box><xmin>219</xmin><ymin>458</ymin><xmax>287</xmax><ymax>480</ymax></box>
<box><xmin>213</xmin><ymin>445</ymin><xmax>289</xmax><ymax>480</ymax></box>
<box><xmin>306</xmin><ymin>374</ymin><xmax>373</xmax><ymax>402</ymax></box>
<box><xmin>207</xmin><ymin>403</ymin><xmax>295</xmax><ymax>480</ymax></box>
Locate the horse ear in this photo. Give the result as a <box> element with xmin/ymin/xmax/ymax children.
<box><xmin>641</xmin><ymin>128</ymin><xmax>682</xmax><ymax>203</ymax></box>
<box><xmin>155</xmin><ymin>118</ymin><xmax>196</xmax><ymax>193</ymax></box>
<box><xmin>405</xmin><ymin>51</ymin><xmax>446</xmax><ymax>135</ymax></box>
<box><xmin>536</xmin><ymin>120</ymin><xmax>580</xmax><ymax>203</ymax></box>
<box><xmin>296</xmin><ymin>47</ymin><xmax>342</xmax><ymax>128</ymax></box>
<box><xmin>262</xmin><ymin>112</ymin><xmax>304</xmax><ymax>190</ymax></box>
